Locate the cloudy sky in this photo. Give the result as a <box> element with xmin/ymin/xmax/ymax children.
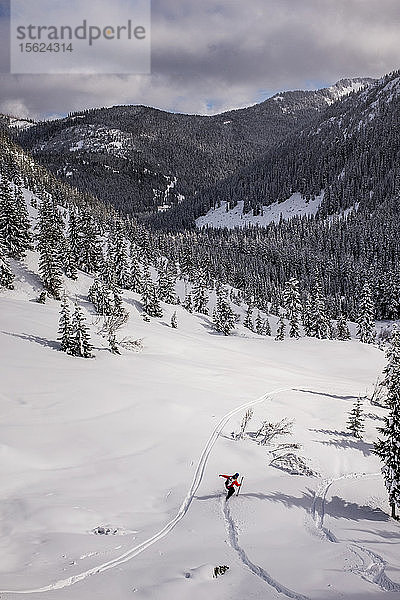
<box><xmin>0</xmin><ymin>0</ymin><xmax>399</xmax><ymax>119</ymax></box>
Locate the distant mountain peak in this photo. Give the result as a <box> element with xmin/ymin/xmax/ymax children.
<box><xmin>323</xmin><ymin>77</ymin><xmax>376</xmax><ymax>103</ymax></box>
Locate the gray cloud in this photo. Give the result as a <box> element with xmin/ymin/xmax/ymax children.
<box><xmin>1</xmin><ymin>0</ymin><xmax>399</xmax><ymax>119</ymax></box>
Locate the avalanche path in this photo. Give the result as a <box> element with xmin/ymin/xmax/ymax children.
<box><xmin>311</xmin><ymin>473</ymin><xmax>400</xmax><ymax>593</ymax></box>
<box><xmin>0</xmin><ymin>387</ymin><xmax>290</xmax><ymax>594</ymax></box>
<box><xmin>222</xmin><ymin>499</ymin><xmax>310</xmax><ymax>600</ymax></box>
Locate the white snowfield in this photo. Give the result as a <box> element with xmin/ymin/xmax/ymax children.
<box><xmin>1</xmin><ymin>255</ymin><xmax>399</xmax><ymax>600</ymax></box>
<box><xmin>196</xmin><ymin>192</ymin><xmax>324</xmax><ymax>230</ymax></box>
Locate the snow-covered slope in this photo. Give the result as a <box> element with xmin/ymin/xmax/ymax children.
<box><xmin>196</xmin><ymin>192</ymin><xmax>324</xmax><ymax>229</ymax></box>
<box><xmin>1</xmin><ymin>241</ymin><xmax>399</xmax><ymax>600</ymax></box>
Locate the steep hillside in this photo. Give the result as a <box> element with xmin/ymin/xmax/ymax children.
<box><xmin>160</xmin><ymin>71</ymin><xmax>399</xmax><ymax>229</ymax></box>
<box><xmin>14</xmin><ymin>78</ymin><xmax>373</xmax><ymax>216</ymax></box>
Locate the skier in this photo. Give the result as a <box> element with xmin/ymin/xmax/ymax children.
<box><xmin>219</xmin><ymin>472</ymin><xmax>241</xmax><ymax>501</ymax></box>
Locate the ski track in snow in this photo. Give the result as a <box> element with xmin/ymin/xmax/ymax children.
<box><xmin>222</xmin><ymin>499</ymin><xmax>310</xmax><ymax>600</ymax></box>
<box><xmin>311</xmin><ymin>473</ymin><xmax>400</xmax><ymax>593</ymax></box>
<box><xmin>0</xmin><ymin>387</ymin><xmax>291</xmax><ymax>594</ymax></box>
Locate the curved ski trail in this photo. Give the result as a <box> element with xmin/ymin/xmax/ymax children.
<box><xmin>311</xmin><ymin>473</ymin><xmax>400</xmax><ymax>593</ymax></box>
<box><xmin>0</xmin><ymin>387</ymin><xmax>290</xmax><ymax>594</ymax></box>
<box><xmin>222</xmin><ymin>499</ymin><xmax>310</xmax><ymax>600</ymax></box>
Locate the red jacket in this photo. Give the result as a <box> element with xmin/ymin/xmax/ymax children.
<box><xmin>219</xmin><ymin>474</ymin><xmax>241</xmax><ymax>489</ymax></box>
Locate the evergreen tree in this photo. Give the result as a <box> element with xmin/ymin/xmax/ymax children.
<box><xmin>192</xmin><ymin>269</ymin><xmax>209</xmax><ymax>314</ymax></box>
<box><xmin>302</xmin><ymin>294</ymin><xmax>313</xmax><ymax>336</ymax></box>
<box><xmin>255</xmin><ymin>311</ymin><xmax>264</xmax><ymax>335</ymax></box>
<box><xmin>262</xmin><ymin>317</ymin><xmax>272</xmax><ymax>336</ymax></box>
<box><xmin>310</xmin><ymin>281</ymin><xmax>329</xmax><ymax>339</ymax></box>
<box><xmin>58</xmin><ymin>295</ymin><xmax>73</xmax><ymax>354</ymax></box>
<box><xmin>171</xmin><ymin>311</ymin><xmax>178</xmax><ymax>328</ymax></box>
<box><xmin>146</xmin><ymin>285</ymin><xmax>163</xmax><ymax>318</ymax></box>
<box><xmin>275</xmin><ymin>312</ymin><xmax>285</xmax><ymax>341</ymax></box>
<box><xmin>107</xmin><ymin>225</ymin><xmax>131</xmax><ymax>289</ymax></box>
<box><xmin>374</xmin><ymin>329</ymin><xmax>400</xmax><ymax>519</ymax></box>
<box><xmin>283</xmin><ymin>277</ymin><xmax>302</xmax><ymax>338</ymax></box>
<box><xmin>182</xmin><ymin>292</ymin><xmax>193</xmax><ymax>312</ymax></box>
<box><xmin>336</xmin><ymin>313</ymin><xmax>351</xmax><ymax>340</ymax></box>
<box><xmin>0</xmin><ymin>179</ymin><xmax>31</xmax><ymax>259</ymax></box>
<box><xmin>269</xmin><ymin>294</ymin><xmax>280</xmax><ymax>316</ymax></box>
<box><xmin>243</xmin><ymin>305</ymin><xmax>254</xmax><ymax>331</ymax></box>
<box><xmin>213</xmin><ymin>287</ymin><xmax>236</xmax><ymax>335</ymax></box>
<box><xmin>158</xmin><ymin>259</ymin><xmax>176</xmax><ymax>304</ymax></box>
<box><xmin>357</xmin><ymin>282</ymin><xmax>376</xmax><ymax>344</ymax></box>
<box><xmin>36</xmin><ymin>195</ymin><xmax>63</xmax><ymax>299</ymax></box>
<box><xmin>71</xmin><ymin>304</ymin><xmax>93</xmax><ymax>358</ymax></box>
<box><xmin>347</xmin><ymin>398</ymin><xmax>365</xmax><ymax>438</ymax></box>
<box><xmin>130</xmin><ymin>244</ymin><xmax>142</xmax><ymax>293</ymax></box>
<box><xmin>0</xmin><ymin>239</ymin><xmax>14</xmax><ymax>289</ymax></box>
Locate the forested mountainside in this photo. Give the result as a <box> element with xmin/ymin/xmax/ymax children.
<box><xmin>151</xmin><ymin>71</ymin><xmax>400</xmax><ymax>230</ymax></box>
<box><xmin>14</xmin><ymin>79</ymin><xmax>372</xmax><ymax>216</ymax></box>
<box><xmin>2</xmin><ymin>73</ymin><xmax>400</xmax><ymax>323</ymax></box>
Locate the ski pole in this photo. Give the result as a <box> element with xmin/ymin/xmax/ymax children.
<box><xmin>236</xmin><ymin>476</ymin><xmax>244</xmax><ymax>496</ymax></box>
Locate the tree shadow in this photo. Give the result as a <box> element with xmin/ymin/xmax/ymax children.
<box><xmin>245</xmin><ymin>489</ymin><xmax>389</xmax><ymax>522</ymax></box>
<box><xmin>1</xmin><ymin>330</ymin><xmax>59</xmax><ymax>351</ymax></box>
<box><xmin>295</xmin><ymin>388</ymin><xmax>359</xmax><ymax>401</ymax></box>
<box><xmin>316</xmin><ymin>438</ymin><xmax>373</xmax><ymax>457</ymax></box>
<box><xmin>310</xmin><ymin>428</ymin><xmax>352</xmax><ymax>437</ymax></box>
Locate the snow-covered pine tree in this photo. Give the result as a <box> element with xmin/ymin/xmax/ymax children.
<box><xmin>347</xmin><ymin>397</ymin><xmax>365</xmax><ymax>438</ymax></box>
<box><xmin>158</xmin><ymin>259</ymin><xmax>176</xmax><ymax>304</ymax></box>
<box><xmin>107</xmin><ymin>224</ymin><xmax>131</xmax><ymax>289</ymax></box>
<box><xmin>275</xmin><ymin>311</ymin><xmax>285</xmax><ymax>341</ymax></box>
<box><xmin>269</xmin><ymin>294</ymin><xmax>280</xmax><ymax>316</ymax></box>
<box><xmin>140</xmin><ymin>264</ymin><xmax>153</xmax><ymax>314</ymax></box>
<box><xmin>357</xmin><ymin>283</ymin><xmax>376</xmax><ymax>344</ymax></box>
<box><xmin>71</xmin><ymin>304</ymin><xmax>93</xmax><ymax>358</ymax></box>
<box><xmin>262</xmin><ymin>317</ymin><xmax>272</xmax><ymax>336</ymax></box>
<box><xmin>67</xmin><ymin>210</ymin><xmax>81</xmax><ymax>267</ymax></box>
<box><xmin>192</xmin><ymin>269</ymin><xmax>209</xmax><ymax>314</ymax></box>
<box><xmin>381</xmin><ymin>325</ymin><xmax>400</xmax><ymax>400</ymax></box>
<box><xmin>0</xmin><ymin>238</ymin><xmax>14</xmax><ymax>289</ymax></box>
<box><xmin>336</xmin><ymin>313</ymin><xmax>351</xmax><ymax>340</ymax></box>
<box><xmin>144</xmin><ymin>284</ymin><xmax>163</xmax><ymax>318</ymax></box>
<box><xmin>0</xmin><ymin>179</ymin><xmax>31</xmax><ymax>259</ymax></box>
<box><xmin>171</xmin><ymin>311</ymin><xmax>178</xmax><ymax>328</ymax></box>
<box><xmin>78</xmin><ymin>212</ymin><xmax>103</xmax><ymax>273</ymax></box>
<box><xmin>283</xmin><ymin>277</ymin><xmax>302</xmax><ymax>338</ymax></box>
<box><xmin>36</xmin><ymin>195</ymin><xmax>64</xmax><ymax>299</ymax></box>
<box><xmin>374</xmin><ymin>329</ymin><xmax>400</xmax><ymax>519</ymax></box>
<box><xmin>58</xmin><ymin>295</ymin><xmax>73</xmax><ymax>354</ymax></box>
<box><xmin>213</xmin><ymin>287</ymin><xmax>236</xmax><ymax>335</ymax></box>
<box><xmin>12</xmin><ymin>185</ymin><xmax>32</xmax><ymax>256</ymax></box>
<box><xmin>255</xmin><ymin>311</ymin><xmax>264</xmax><ymax>335</ymax></box>
<box><xmin>310</xmin><ymin>281</ymin><xmax>329</xmax><ymax>339</ymax></box>
<box><xmin>182</xmin><ymin>292</ymin><xmax>193</xmax><ymax>313</ymax></box>
<box><xmin>130</xmin><ymin>243</ymin><xmax>142</xmax><ymax>293</ymax></box>
<box><xmin>302</xmin><ymin>294</ymin><xmax>313</xmax><ymax>336</ymax></box>
<box><xmin>243</xmin><ymin>305</ymin><xmax>254</xmax><ymax>331</ymax></box>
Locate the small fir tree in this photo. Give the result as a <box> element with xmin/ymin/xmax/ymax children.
<box><xmin>347</xmin><ymin>398</ymin><xmax>365</xmax><ymax>438</ymax></box>
<box><xmin>243</xmin><ymin>305</ymin><xmax>254</xmax><ymax>331</ymax></box>
<box><xmin>171</xmin><ymin>311</ymin><xmax>178</xmax><ymax>329</ymax></box>
<box><xmin>58</xmin><ymin>295</ymin><xmax>73</xmax><ymax>354</ymax></box>
<box><xmin>275</xmin><ymin>312</ymin><xmax>286</xmax><ymax>341</ymax></box>
<box><xmin>71</xmin><ymin>304</ymin><xmax>93</xmax><ymax>358</ymax></box>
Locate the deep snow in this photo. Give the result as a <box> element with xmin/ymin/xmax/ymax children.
<box><xmin>1</xmin><ymin>251</ymin><xmax>399</xmax><ymax>600</ymax></box>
